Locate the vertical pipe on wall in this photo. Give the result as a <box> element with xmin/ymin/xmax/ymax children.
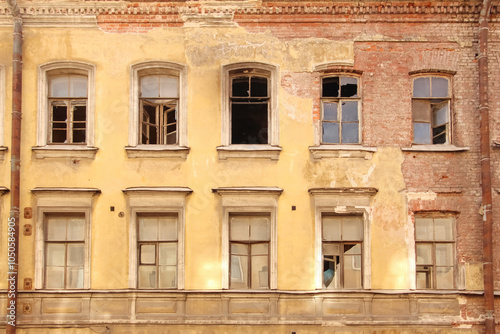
<box><xmin>478</xmin><ymin>0</ymin><xmax>495</xmax><ymax>333</ymax></box>
<box><xmin>6</xmin><ymin>0</ymin><xmax>22</xmax><ymax>333</ymax></box>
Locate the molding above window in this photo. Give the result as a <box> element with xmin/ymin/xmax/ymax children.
<box><xmin>401</xmin><ymin>145</ymin><xmax>469</xmax><ymax>153</ymax></box>
<box><xmin>216</xmin><ymin>145</ymin><xmax>282</xmax><ymax>160</ymax></box>
<box><xmin>32</xmin><ymin>145</ymin><xmax>98</xmax><ymax>159</ymax></box>
<box><xmin>314</xmin><ymin>62</ymin><xmax>356</xmax><ymax>73</ymax></box>
<box><xmin>0</xmin><ymin>187</ymin><xmax>9</xmax><ymax>197</ymax></box>
<box><xmin>309</xmin><ymin>145</ymin><xmax>376</xmax><ymax>159</ymax></box>
<box><xmin>125</xmin><ymin>145</ymin><xmax>190</xmax><ymax>159</ymax></box>
<box><xmin>213</xmin><ymin>186</ymin><xmax>283</xmax><ymax>196</ymax></box>
<box><xmin>0</xmin><ymin>146</ymin><xmax>7</xmax><ymax>160</ymax></box>
<box><xmin>409</xmin><ymin>69</ymin><xmax>457</xmax><ymax>76</ymax></box>
<box><xmin>31</xmin><ymin>187</ymin><xmax>101</xmax><ymax>206</ymax></box>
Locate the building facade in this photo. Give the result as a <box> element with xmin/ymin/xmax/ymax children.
<box><xmin>0</xmin><ymin>0</ymin><xmax>499</xmax><ymax>333</ymax></box>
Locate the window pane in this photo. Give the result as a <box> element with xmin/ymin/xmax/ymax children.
<box><xmin>323</xmin><ymin>216</ymin><xmax>341</xmax><ymax>241</ymax></box>
<box><xmin>412</xmin><ymin>100</ymin><xmax>431</xmax><ymax>122</ymax></box>
<box><xmin>415</xmin><ymin>218</ymin><xmax>433</xmax><ymax>240</ymax></box>
<box><xmin>46</xmin><ymin>267</ymin><xmax>65</xmax><ymax>289</ymax></box>
<box><xmin>66</xmin><ymin>267</ymin><xmax>84</xmax><ymax>289</ymax></box>
<box><xmin>342</xmin><ymin>123</ymin><xmax>359</xmax><ymax>144</ymax></box>
<box><xmin>413</xmin><ymin>77</ymin><xmax>430</xmax><ymax>97</ymax></box>
<box><xmin>432</xmin><ymin>101</ymin><xmax>449</xmax><ymax>127</ymax></box>
<box><xmin>413</xmin><ymin>123</ymin><xmax>431</xmax><ymax>144</ymax></box>
<box><xmin>323</xmin><ymin>255</ymin><xmax>340</xmax><ymax>289</ymax></box>
<box><xmin>230</xmin><ymin>217</ymin><xmax>250</xmax><ymax>241</ymax></box>
<box><xmin>344</xmin><ymin>243</ymin><xmax>361</xmax><ymax>255</ymax></box>
<box><xmin>251</xmin><ymin>77</ymin><xmax>268</xmax><ymax>97</ymax></box>
<box><xmin>416</xmin><ymin>244</ymin><xmax>433</xmax><ymax>265</ymax></box>
<box><xmin>50</xmin><ymin>76</ymin><xmax>69</xmax><ymax>97</ymax></box>
<box><xmin>341</xmin><ymin>101</ymin><xmax>358</xmax><ymax>122</ymax></box>
<box><xmin>138</xmin><ymin>266</ymin><xmax>157</xmax><ymax>289</ymax></box>
<box><xmin>140</xmin><ymin>244</ymin><xmax>156</xmax><ymax>265</ymax></box>
<box><xmin>342</xmin><ymin>216</ymin><xmax>363</xmax><ymax>240</ymax></box>
<box><xmin>232</xmin><ymin>76</ymin><xmax>249</xmax><ymax>97</ymax></box>
<box><xmin>67</xmin><ymin>244</ymin><xmax>84</xmax><ymax>266</ymax></box>
<box><xmin>67</xmin><ymin>217</ymin><xmax>85</xmax><ymax>241</ymax></box>
<box><xmin>73</xmin><ymin>130</ymin><xmax>86</xmax><ymax>143</ymax></box>
<box><xmin>52</xmin><ymin>104</ymin><xmax>68</xmax><ymax>122</ymax></box>
<box><xmin>322</xmin><ymin>77</ymin><xmax>339</xmax><ymax>97</ymax></box>
<box><xmin>251</xmin><ymin>255</ymin><xmax>269</xmax><ymax>289</ymax></box>
<box><xmin>69</xmin><ymin>76</ymin><xmax>88</xmax><ymax>97</ymax></box>
<box><xmin>340</xmin><ymin>77</ymin><xmax>358</xmax><ymax>97</ymax></box>
<box><xmin>73</xmin><ymin>105</ymin><xmax>87</xmax><ymax>122</ymax></box>
<box><xmin>322</xmin><ymin>243</ymin><xmax>340</xmax><ymax>255</ymax></box>
<box><xmin>231</xmin><ymin>103</ymin><xmax>268</xmax><ymax>144</ymax></box>
<box><xmin>159</xmin><ymin>76</ymin><xmax>178</xmax><ymax>98</ymax></box>
<box><xmin>159</xmin><ymin>243</ymin><xmax>177</xmax><ymax>266</ymax></box>
<box><xmin>231</xmin><ymin>243</ymin><xmax>248</xmax><ymax>256</ymax></box>
<box><xmin>436</xmin><ymin>267</ymin><xmax>454</xmax><ymax>289</ymax></box>
<box><xmin>322</xmin><ymin>122</ymin><xmax>339</xmax><ymax>144</ymax></box>
<box><xmin>158</xmin><ymin>216</ymin><xmax>177</xmax><ymax>241</ymax></box>
<box><xmin>46</xmin><ymin>244</ymin><xmax>66</xmax><ymax>266</ymax></box>
<box><xmin>343</xmin><ymin>254</ymin><xmax>362</xmax><ymax>289</ymax></box>
<box><xmin>141</xmin><ymin>76</ymin><xmax>160</xmax><ymax>98</ymax></box>
<box><xmin>139</xmin><ymin>217</ymin><xmax>158</xmax><ymax>241</ymax></box>
<box><xmin>52</xmin><ymin>129</ymin><xmax>67</xmax><ymax>144</ymax></box>
<box><xmin>416</xmin><ymin>268</ymin><xmax>432</xmax><ymax>289</ymax></box>
<box><xmin>249</xmin><ymin>217</ymin><xmax>270</xmax><ymax>241</ymax></box>
<box><xmin>434</xmin><ymin>218</ymin><xmax>453</xmax><ymax>241</ymax></box>
<box><xmin>323</xmin><ymin>102</ymin><xmax>338</xmax><ymax>121</ymax></box>
<box><xmin>436</xmin><ymin>243</ymin><xmax>454</xmax><ymax>266</ymax></box>
<box><xmin>47</xmin><ymin>217</ymin><xmax>67</xmax><ymax>241</ymax></box>
<box><xmin>230</xmin><ymin>255</ymin><xmax>248</xmax><ymax>289</ymax></box>
<box><xmin>159</xmin><ymin>266</ymin><xmax>177</xmax><ymax>288</ymax></box>
<box><xmin>251</xmin><ymin>243</ymin><xmax>269</xmax><ymax>255</ymax></box>
<box><xmin>431</xmin><ymin>77</ymin><xmax>449</xmax><ymax>97</ymax></box>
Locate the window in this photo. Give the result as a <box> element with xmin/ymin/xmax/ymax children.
<box><xmin>229</xmin><ymin>214</ymin><xmax>270</xmax><ymax>289</ymax></box>
<box><xmin>35</xmin><ymin>62</ymin><xmax>96</xmax><ymax>158</ymax></box>
<box><xmin>412</xmin><ymin>76</ymin><xmax>451</xmax><ymax>144</ymax></box>
<box><xmin>127</xmin><ymin>62</ymin><xmax>188</xmax><ymax>158</ymax></box>
<box><xmin>137</xmin><ymin>214</ymin><xmax>178</xmax><ymax>289</ymax></box>
<box><xmin>321</xmin><ymin>76</ymin><xmax>360</xmax><ymax>144</ymax></box>
<box><xmin>415</xmin><ymin>216</ymin><xmax>455</xmax><ymax>289</ymax></box>
<box><xmin>44</xmin><ymin>213</ymin><xmax>86</xmax><ymax>289</ymax></box>
<box><xmin>322</xmin><ymin>215</ymin><xmax>363</xmax><ymax>289</ymax></box>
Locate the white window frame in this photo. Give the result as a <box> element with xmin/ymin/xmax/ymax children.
<box><xmin>123</xmin><ymin>187</ymin><xmax>192</xmax><ymax>289</ymax></box>
<box><xmin>218</xmin><ymin>62</ymin><xmax>281</xmax><ymax>160</ymax></box>
<box><xmin>33</xmin><ymin>187</ymin><xmax>100</xmax><ymax>290</ymax></box>
<box><xmin>126</xmin><ymin>61</ymin><xmax>189</xmax><ymax>159</ymax></box>
<box><xmin>0</xmin><ymin>64</ymin><xmax>6</xmax><ymax>160</ymax></box>
<box><xmin>34</xmin><ymin>61</ymin><xmax>97</xmax><ymax>159</ymax></box>
<box><xmin>213</xmin><ymin>187</ymin><xmax>282</xmax><ymax>290</ymax></box>
<box><xmin>309</xmin><ymin>188</ymin><xmax>376</xmax><ymax>290</ymax></box>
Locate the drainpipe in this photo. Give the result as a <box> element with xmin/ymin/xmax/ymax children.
<box><xmin>6</xmin><ymin>0</ymin><xmax>22</xmax><ymax>333</ymax></box>
<box><xmin>478</xmin><ymin>0</ymin><xmax>495</xmax><ymax>333</ymax></box>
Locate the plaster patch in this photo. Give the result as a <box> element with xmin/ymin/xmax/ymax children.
<box><xmin>405</xmin><ymin>191</ymin><xmax>437</xmax><ymax>201</ymax></box>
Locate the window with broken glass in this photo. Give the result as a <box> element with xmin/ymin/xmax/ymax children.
<box><xmin>140</xmin><ymin>75</ymin><xmax>178</xmax><ymax>145</ymax></box>
<box><xmin>229</xmin><ymin>214</ymin><xmax>270</xmax><ymax>289</ymax></box>
<box><xmin>230</xmin><ymin>71</ymin><xmax>270</xmax><ymax>144</ymax></box>
<box><xmin>415</xmin><ymin>216</ymin><xmax>455</xmax><ymax>289</ymax></box>
<box><xmin>48</xmin><ymin>75</ymin><xmax>87</xmax><ymax>144</ymax></box>
<box><xmin>322</xmin><ymin>215</ymin><xmax>363</xmax><ymax>289</ymax></box>
<box><xmin>137</xmin><ymin>214</ymin><xmax>178</xmax><ymax>289</ymax></box>
<box><xmin>412</xmin><ymin>76</ymin><xmax>451</xmax><ymax>144</ymax></box>
<box><xmin>44</xmin><ymin>213</ymin><xmax>86</xmax><ymax>289</ymax></box>
<box><xmin>321</xmin><ymin>76</ymin><xmax>360</xmax><ymax>144</ymax></box>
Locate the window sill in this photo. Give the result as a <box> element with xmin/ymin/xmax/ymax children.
<box><xmin>401</xmin><ymin>145</ymin><xmax>470</xmax><ymax>152</ymax></box>
<box><xmin>217</xmin><ymin>145</ymin><xmax>282</xmax><ymax>160</ymax></box>
<box><xmin>32</xmin><ymin>146</ymin><xmax>98</xmax><ymax>159</ymax></box>
<box><xmin>309</xmin><ymin>145</ymin><xmax>377</xmax><ymax>159</ymax></box>
<box><xmin>0</xmin><ymin>146</ymin><xmax>7</xmax><ymax>161</ymax></box>
<box><xmin>125</xmin><ymin>146</ymin><xmax>190</xmax><ymax>159</ymax></box>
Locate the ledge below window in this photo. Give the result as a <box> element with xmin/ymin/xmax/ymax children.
<box><xmin>309</xmin><ymin>145</ymin><xmax>377</xmax><ymax>159</ymax></box>
<box><xmin>401</xmin><ymin>145</ymin><xmax>470</xmax><ymax>152</ymax></box>
<box><xmin>217</xmin><ymin>145</ymin><xmax>282</xmax><ymax>160</ymax></box>
<box><xmin>32</xmin><ymin>146</ymin><xmax>98</xmax><ymax>159</ymax></box>
<box><xmin>0</xmin><ymin>146</ymin><xmax>7</xmax><ymax>161</ymax></box>
<box><xmin>125</xmin><ymin>146</ymin><xmax>190</xmax><ymax>159</ymax></box>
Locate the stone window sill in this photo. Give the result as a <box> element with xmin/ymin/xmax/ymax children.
<box><xmin>125</xmin><ymin>146</ymin><xmax>190</xmax><ymax>159</ymax></box>
<box><xmin>0</xmin><ymin>146</ymin><xmax>7</xmax><ymax>161</ymax></box>
<box><xmin>217</xmin><ymin>145</ymin><xmax>282</xmax><ymax>160</ymax></box>
<box><xmin>401</xmin><ymin>145</ymin><xmax>469</xmax><ymax>152</ymax></box>
<box><xmin>32</xmin><ymin>146</ymin><xmax>98</xmax><ymax>159</ymax></box>
<box><xmin>309</xmin><ymin>145</ymin><xmax>377</xmax><ymax>159</ymax></box>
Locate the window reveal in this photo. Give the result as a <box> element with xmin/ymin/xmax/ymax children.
<box><xmin>49</xmin><ymin>75</ymin><xmax>87</xmax><ymax>144</ymax></box>
<box><xmin>137</xmin><ymin>214</ymin><xmax>178</xmax><ymax>289</ymax></box>
<box><xmin>229</xmin><ymin>215</ymin><xmax>270</xmax><ymax>289</ymax></box>
<box><xmin>230</xmin><ymin>74</ymin><xmax>269</xmax><ymax>144</ymax></box>
<box><xmin>140</xmin><ymin>75</ymin><xmax>178</xmax><ymax>145</ymax></box>
<box><xmin>321</xmin><ymin>76</ymin><xmax>360</xmax><ymax>144</ymax></box>
<box><xmin>322</xmin><ymin>215</ymin><xmax>363</xmax><ymax>289</ymax></box>
<box><xmin>412</xmin><ymin>76</ymin><xmax>450</xmax><ymax>144</ymax></box>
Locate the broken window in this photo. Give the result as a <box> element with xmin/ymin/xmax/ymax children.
<box><xmin>44</xmin><ymin>213</ymin><xmax>86</xmax><ymax>289</ymax></box>
<box><xmin>321</xmin><ymin>76</ymin><xmax>360</xmax><ymax>144</ymax></box>
<box><xmin>48</xmin><ymin>75</ymin><xmax>88</xmax><ymax>144</ymax></box>
<box><xmin>140</xmin><ymin>75</ymin><xmax>178</xmax><ymax>145</ymax></box>
<box><xmin>230</xmin><ymin>72</ymin><xmax>269</xmax><ymax>144</ymax></box>
<box><xmin>415</xmin><ymin>216</ymin><xmax>455</xmax><ymax>289</ymax></box>
<box><xmin>137</xmin><ymin>214</ymin><xmax>178</xmax><ymax>289</ymax></box>
<box><xmin>229</xmin><ymin>214</ymin><xmax>270</xmax><ymax>289</ymax></box>
<box><xmin>412</xmin><ymin>76</ymin><xmax>451</xmax><ymax>144</ymax></box>
<box><xmin>322</xmin><ymin>215</ymin><xmax>363</xmax><ymax>289</ymax></box>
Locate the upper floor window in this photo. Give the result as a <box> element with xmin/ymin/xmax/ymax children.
<box><xmin>412</xmin><ymin>76</ymin><xmax>451</xmax><ymax>144</ymax></box>
<box><xmin>321</xmin><ymin>76</ymin><xmax>360</xmax><ymax>144</ymax></box>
